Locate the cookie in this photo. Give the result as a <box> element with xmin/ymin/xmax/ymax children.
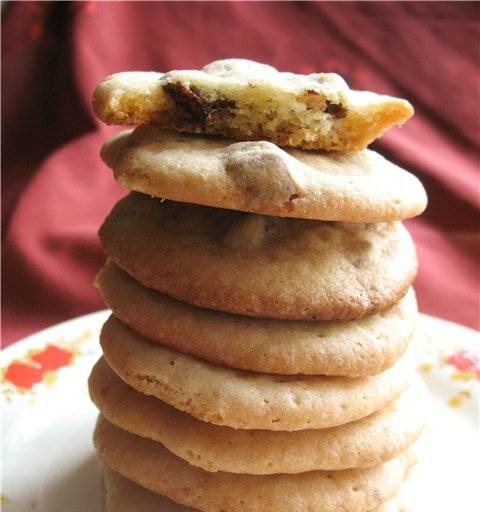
<box><xmin>102</xmin><ymin>466</ymin><xmax>404</xmax><ymax>512</ymax></box>
<box><xmin>96</xmin><ymin>263</ymin><xmax>417</xmax><ymax>377</ymax></box>
<box><xmin>103</xmin><ymin>466</ymin><xmax>196</xmax><ymax>512</ymax></box>
<box><xmin>90</xmin><ymin>358</ymin><xmax>427</xmax><ymax>474</ymax></box>
<box><xmin>99</xmin><ymin>194</ymin><xmax>417</xmax><ymax>321</ymax></box>
<box><xmin>100</xmin><ymin>316</ymin><xmax>414</xmax><ymax>431</ymax></box>
<box><xmin>93</xmin><ymin>59</ymin><xmax>413</xmax><ymax>151</ymax></box>
<box><xmin>95</xmin><ymin>416</ymin><xmax>416</xmax><ymax>512</ymax></box>
<box><xmin>101</xmin><ymin>128</ymin><xmax>426</xmax><ymax>222</ymax></box>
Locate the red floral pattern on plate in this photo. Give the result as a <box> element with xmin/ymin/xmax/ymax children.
<box><xmin>446</xmin><ymin>350</ymin><xmax>480</xmax><ymax>380</ymax></box>
<box><xmin>3</xmin><ymin>344</ymin><xmax>74</xmax><ymax>390</ymax></box>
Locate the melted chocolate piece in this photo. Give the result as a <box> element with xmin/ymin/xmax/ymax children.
<box><xmin>163</xmin><ymin>82</ymin><xmax>235</xmax><ymax>125</ymax></box>
<box><xmin>324</xmin><ymin>100</ymin><xmax>347</xmax><ymax>119</ymax></box>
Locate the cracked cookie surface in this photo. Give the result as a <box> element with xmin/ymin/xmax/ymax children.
<box><xmin>99</xmin><ymin>316</ymin><xmax>414</xmax><ymax>431</ymax></box>
<box><xmin>91</xmin><ymin>358</ymin><xmax>427</xmax><ymax>474</ymax></box>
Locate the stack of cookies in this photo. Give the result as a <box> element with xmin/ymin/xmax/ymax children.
<box><xmin>89</xmin><ymin>60</ymin><xmax>428</xmax><ymax>512</ymax></box>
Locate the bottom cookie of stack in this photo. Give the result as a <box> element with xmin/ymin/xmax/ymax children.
<box><xmin>90</xmin><ymin>310</ymin><xmax>425</xmax><ymax>511</ymax></box>
<box><xmin>102</xmin><ymin>466</ymin><xmax>409</xmax><ymax>512</ymax></box>
<box><xmin>94</xmin><ymin>415</ymin><xmax>418</xmax><ymax>512</ymax></box>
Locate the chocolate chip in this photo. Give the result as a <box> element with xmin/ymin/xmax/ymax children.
<box><xmin>163</xmin><ymin>81</ymin><xmax>235</xmax><ymax>125</ymax></box>
<box><xmin>324</xmin><ymin>100</ymin><xmax>347</xmax><ymax>119</ymax></box>
<box><xmin>225</xmin><ymin>147</ymin><xmax>298</xmax><ymax>208</ymax></box>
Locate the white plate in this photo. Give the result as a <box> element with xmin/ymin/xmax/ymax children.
<box><xmin>1</xmin><ymin>311</ymin><xmax>479</xmax><ymax>511</ymax></box>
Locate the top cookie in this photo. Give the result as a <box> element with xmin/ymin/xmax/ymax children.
<box><xmin>101</xmin><ymin>127</ymin><xmax>427</xmax><ymax>222</ymax></box>
<box><xmin>93</xmin><ymin>59</ymin><xmax>413</xmax><ymax>151</ymax></box>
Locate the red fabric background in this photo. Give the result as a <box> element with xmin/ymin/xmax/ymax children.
<box><xmin>2</xmin><ymin>1</ymin><xmax>479</xmax><ymax>346</ymax></box>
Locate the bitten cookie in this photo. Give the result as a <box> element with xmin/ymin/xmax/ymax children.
<box><xmin>95</xmin><ymin>416</ymin><xmax>416</xmax><ymax>512</ymax></box>
<box><xmin>99</xmin><ymin>194</ymin><xmax>418</xmax><ymax>321</ymax></box>
<box><xmin>96</xmin><ymin>263</ymin><xmax>417</xmax><ymax>377</ymax></box>
<box><xmin>100</xmin><ymin>316</ymin><xmax>414</xmax><ymax>431</ymax></box>
<box><xmin>93</xmin><ymin>59</ymin><xmax>413</xmax><ymax>151</ymax></box>
<box><xmin>101</xmin><ymin>127</ymin><xmax>426</xmax><ymax>222</ymax></box>
<box><xmin>90</xmin><ymin>358</ymin><xmax>428</xmax><ymax>474</ymax></box>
